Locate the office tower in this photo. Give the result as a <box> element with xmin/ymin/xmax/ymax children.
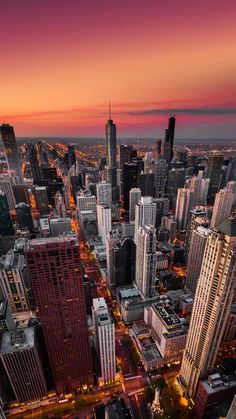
<box><xmin>161</xmin><ymin>215</ymin><xmax>177</xmax><ymax>241</ymax></box>
<box><xmin>226</xmin><ymin>157</ymin><xmax>236</xmax><ymax>182</ymax></box>
<box><xmin>105</xmin><ymin>107</ymin><xmax>117</xmax><ymax>197</ymax></box>
<box><xmin>49</xmin><ymin>218</ymin><xmax>71</xmax><ymax>236</ymax></box>
<box><xmin>68</xmin><ymin>144</ymin><xmax>76</xmax><ymax>169</ymax></box>
<box><xmin>156</xmin><ymin>139</ymin><xmax>162</xmax><ymax>157</ymax></box>
<box><xmin>199</xmin><ymin>177</ymin><xmax>210</xmax><ymax>205</ymax></box>
<box><xmin>113</xmin><ymin>238</ymin><xmax>136</xmax><ymax>287</ymax></box>
<box><xmin>0</xmin><ymin>192</ymin><xmax>14</xmax><ymax>236</ymax></box>
<box><xmin>27</xmin><ymin>142</ymin><xmax>41</xmax><ymax>182</ymax></box>
<box><xmin>15</xmin><ymin>203</ymin><xmax>34</xmax><ymax>233</ymax></box>
<box><xmin>162</xmin><ymin>115</ymin><xmax>176</xmax><ymax>164</ymax></box>
<box><xmin>26</xmin><ymin>235</ymin><xmax>93</xmax><ymax>393</ymax></box>
<box><xmin>144</xmin><ymin>152</ymin><xmax>153</xmax><ymax>173</ymax></box>
<box><xmin>123</xmin><ymin>162</ymin><xmax>139</xmax><ymax>211</ymax></box>
<box><xmin>129</xmin><ymin>187</ymin><xmax>141</xmax><ymax>222</ymax></box>
<box><xmin>0</xmin><ymin>124</ymin><xmax>23</xmax><ymax>183</ymax></box>
<box><xmin>34</xmin><ymin>186</ymin><xmax>49</xmax><ymax>216</ymax></box>
<box><xmin>77</xmin><ymin>193</ymin><xmax>96</xmax><ymax>213</ymax></box>
<box><xmin>154</xmin><ymin>156</ymin><xmax>168</xmax><ymax>198</ymax></box>
<box><xmin>97</xmin><ymin>203</ymin><xmax>111</xmax><ymax>244</ymax></box>
<box><xmin>0</xmin><ymin>328</ymin><xmax>47</xmax><ymax>403</ymax></box>
<box><xmin>226</xmin><ymin>180</ymin><xmax>236</xmax><ymax>205</ymax></box>
<box><xmin>93</xmin><ymin>298</ymin><xmax>115</xmax><ymax>384</ymax></box>
<box><xmin>96</xmin><ymin>182</ymin><xmax>112</xmax><ymax>207</ymax></box>
<box><xmin>207</xmin><ymin>152</ymin><xmax>224</xmax><ymax>202</ymax></box>
<box><xmin>186</xmin><ymin>208</ymin><xmax>209</xmax><ymax>252</ymax></box>
<box><xmin>0</xmin><ymin>174</ymin><xmax>16</xmax><ymax>210</ymax></box>
<box><xmin>177</xmin><ymin>148</ymin><xmax>188</xmax><ymax>166</ymax></box>
<box><xmin>0</xmin><ymin>299</ymin><xmax>15</xmax><ymax>333</ymax></box>
<box><xmin>55</xmin><ymin>191</ymin><xmax>67</xmax><ymax>218</ymax></box>
<box><xmin>134</xmin><ymin>197</ymin><xmax>157</xmax><ymax>243</ymax></box>
<box><xmin>106</xmin><ymin>230</ymin><xmax>121</xmax><ymax>287</ymax></box>
<box><xmin>13</xmin><ymin>184</ymin><xmax>30</xmax><ymax>205</ymax></box>
<box><xmin>185</xmin><ymin>175</ymin><xmax>202</xmax><ymax>207</ymax></box>
<box><xmin>179</xmin><ymin>217</ymin><xmax>236</xmax><ymax>399</ymax></box>
<box><xmin>210</xmin><ymin>188</ymin><xmax>233</xmax><ymax>229</ymax></box>
<box><xmin>167</xmin><ymin>166</ymin><xmax>185</xmax><ymax>207</ymax></box>
<box><xmin>138</xmin><ymin>172</ymin><xmax>155</xmax><ymax>197</ymax></box>
<box><xmin>135</xmin><ymin>225</ymin><xmax>157</xmax><ymax>298</ymax></box>
<box><xmin>154</xmin><ymin>197</ymin><xmax>170</xmax><ymax>227</ymax></box>
<box><xmin>186</xmin><ymin>226</ymin><xmax>210</xmax><ymax>294</ymax></box>
<box><xmin>175</xmin><ymin>188</ymin><xmax>194</xmax><ymax>230</ymax></box>
<box><xmin>118</xmin><ymin>144</ymin><xmax>133</xmax><ymax>169</ymax></box>
<box><xmin>0</xmin><ymin>249</ymin><xmax>29</xmax><ymax>313</ymax></box>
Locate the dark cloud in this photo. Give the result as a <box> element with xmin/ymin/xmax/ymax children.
<box><xmin>127</xmin><ymin>107</ymin><xmax>236</xmax><ymax>116</ymax></box>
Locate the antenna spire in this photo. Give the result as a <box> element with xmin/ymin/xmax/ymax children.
<box><xmin>109</xmin><ymin>101</ymin><xmax>111</xmax><ymax>120</ymax></box>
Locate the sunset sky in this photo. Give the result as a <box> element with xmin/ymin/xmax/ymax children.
<box><xmin>1</xmin><ymin>0</ymin><xmax>236</xmax><ymax>138</ymax></box>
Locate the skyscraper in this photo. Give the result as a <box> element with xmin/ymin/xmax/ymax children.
<box><xmin>154</xmin><ymin>156</ymin><xmax>168</xmax><ymax>198</ymax></box>
<box><xmin>179</xmin><ymin>217</ymin><xmax>236</xmax><ymax>399</ymax></box>
<box><xmin>92</xmin><ymin>298</ymin><xmax>115</xmax><ymax>384</ymax></box>
<box><xmin>0</xmin><ymin>124</ymin><xmax>23</xmax><ymax>183</ymax></box>
<box><xmin>144</xmin><ymin>152</ymin><xmax>153</xmax><ymax>173</ymax></box>
<box><xmin>129</xmin><ymin>187</ymin><xmax>141</xmax><ymax>222</ymax></box>
<box><xmin>15</xmin><ymin>203</ymin><xmax>34</xmax><ymax>233</ymax></box>
<box><xmin>112</xmin><ymin>237</ymin><xmax>136</xmax><ymax>287</ymax></box>
<box><xmin>26</xmin><ymin>235</ymin><xmax>93</xmax><ymax>393</ymax></box>
<box><xmin>0</xmin><ymin>174</ymin><xmax>16</xmax><ymax>210</ymax></box>
<box><xmin>134</xmin><ymin>196</ymin><xmax>157</xmax><ymax>243</ymax></box>
<box><xmin>207</xmin><ymin>152</ymin><xmax>224</xmax><ymax>202</ymax></box>
<box><xmin>210</xmin><ymin>188</ymin><xmax>234</xmax><ymax>229</ymax></box>
<box><xmin>175</xmin><ymin>188</ymin><xmax>194</xmax><ymax>231</ymax></box>
<box><xmin>106</xmin><ymin>229</ymin><xmax>121</xmax><ymax>288</ymax></box>
<box><xmin>34</xmin><ymin>186</ymin><xmax>49</xmax><ymax>216</ymax></box>
<box><xmin>135</xmin><ymin>225</ymin><xmax>157</xmax><ymax>298</ymax></box>
<box><xmin>96</xmin><ymin>181</ymin><xmax>112</xmax><ymax>207</ymax></box>
<box><xmin>118</xmin><ymin>144</ymin><xmax>133</xmax><ymax>169</ymax></box>
<box><xmin>0</xmin><ymin>328</ymin><xmax>47</xmax><ymax>403</ymax></box>
<box><xmin>27</xmin><ymin>142</ymin><xmax>41</xmax><ymax>183</ymax></box>
<box><xmin>105</xmin><ymin>106</ymin><xmax>117</xmax><ymax>200</ymax></box>
<box><xmin>0</xmin><ymin>192</ymin><xmax>14</xmax><ymax>236</ymax></box>
<box><xmin>138</xmin><ymin>172</ymin><xmax>155</xmax><ymax>197</ymax></box>
<box><xmin>97</xmin><ymin>203</ymin><xmax>112</xmax><ymax>244</ymax></box>
<box><xmin>123</xmin><ymin>162</ymin><xmax>139</xmax><ymax>211</ymax></box>
<box><xmin>163</xmin><ymin>115</ymin><xmax>176</xmax><ymax>164</ymax></box>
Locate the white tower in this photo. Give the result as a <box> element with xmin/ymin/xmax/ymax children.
<box><xmin>175</xmin><ymin>188</ymin><xmax>194</xmax><ymax>231</ymax></box>
<box><xmin>210</xmin><ymin>188</ymin><xmax>233</xmax><ymax>229</ymax></box>
<box><xmin>135</xmin><ymin>225</ymin><xmax>157</xmax><ymax>298</ymax></box>
<box><xmin>129</xmin><ymin>188</ymin><xmax>141</xmax><ymax>222</ymax></box>
<box><xmin>97</xmin><ymin>203</ymin><xmax>112</xmax><ymax>244</ymax></box>
<box><xmin>134</xmin><ymin>197</ymin><xmax>156</xmax><ymax>243</ymax></box>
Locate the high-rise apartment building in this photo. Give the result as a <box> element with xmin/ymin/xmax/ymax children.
<box><xmin>26</xmin><ymin>235</ymin><xmax>93</xmax><ymax>393</ymax></box>
<box><xmin>96</xmin><ymin>182</ymin><xmax>112</xmax><ymax>207</ymax></box>
<box><xmin>0</xmin><ymin>124</ymin><xmax>23</xmax><ymax>183</ymax></box>
<box><xmin>129</xmin><ymin>187</ymin><xmax>141</xmax><ymax>222</ymax></box>
<box><xmin>0</xmin><ymin>250</ymin><xmax>29</xmax><ymax>313</ymax></box>
<box><xmin>135</xmin><ymin>225</ymin><xmax>157</xmax><ymax>298</ymax></box>
<box><xmin>175</xmin><ymin>188</ymin><xmax>194</xmax><ymax>231</ymax></box>
<box><xmin>0</xmin><ymin>192</ymin><xmax>14</xmax><ymax>236</ymax></box>
<box><xmin>154</xmin><ymin>156</ymin><xmax>168</xmax><ymax>198</ymax></box>
<box><xmin>179</xmin><ymin>218</ymin><xmax>236</xmax><ymax>398</ymax></box>
<box><xmin>0</xmin><ymin>328</ymin><xmax>47</xmax><ymax>403</ymax></box>
<box><xmin>186</xmin><ymin>226</ymin><xmax>211</xmax><ymax>294</ymax></box>
<box><xmin>210</xmin><ymin>188</ymin><xmax>233</xmax><ymax>229</ymax></box>
<box><xmin>93</xmin><ymin>298</ymin><xmax>115</xmax><ymax>384</ymax></box>
<box><xmin>97</xmin><ymin>203</ymin><xmax>112</xmax><ymax>244</ymax></box>
<box><xmin>134</xmin><ymin>197</ymin><xmax>157</xmax><ymax>243</ymax></box>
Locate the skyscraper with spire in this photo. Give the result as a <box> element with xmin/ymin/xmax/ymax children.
<box><xmin>162</xmin><ymin>115</ymin><xmax>176</xmax><ymax>164</ymax></box>
<box><xmin>105</xmin><ymin>103</ymin><xmax>118</xmax><ymax>202</ymax></box>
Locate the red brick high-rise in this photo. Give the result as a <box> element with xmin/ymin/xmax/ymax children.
<box><xmin>26</xmin><ymin>235</ymin><xmax>93</xmax><ymax>393</ymax></box>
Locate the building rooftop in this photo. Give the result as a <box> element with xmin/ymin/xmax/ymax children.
<box><xmin>1</xmin><ymin>327</ymin><xmax>35</xmax><ymax>354</ymax></box>
<box><xmin>217</xmin><ymin>217</ymin><xmax>236</xmax><ymax>237</ymax></box>
<box><xmin>93</xmin><ymin>297</ymin><xmax>107</xmax><ymax>312</ymax></box>
<box><xmin>142</xmin><ymin>343</ymin><xmax>162</xmax><ymax>363</ymax></box>
<box><xmin>50</xmin><ymin>217</ymin><xmax>71</xmax><ymax>224</ymax></box>
<box><xmin>154</xmin><ymin>304</ymin><xmax>182</xmax><ymax>328</ymax></box>
<box><xmin>27</xmin><ymin>233</ymin><xmax>77</xmax><ymax>250</ymax></box>
<box><xmin>118</xmin><ymin>287</ymin><xmax>140</xmax><ymax>300</ymax></box>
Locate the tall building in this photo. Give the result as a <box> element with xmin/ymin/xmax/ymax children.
<box><xmin>186</xmin><ymin>226</ymin><xmax>211</xmax><ymax>294</ymax></box>
<box><xmin>123</xmin><ymin>162</ymin><xmax>139</xmax><ymax>211</ymax></box>
<box><xmin>0</xmin><ymin>124</ymin><xmax>23</xmax><ymax>183</ymax></box>
<box><xmin>163</xmin><ymin>115</ymin><xmax>176</xmax><ymax>164</ymax></box>
<box><xmin>15</xmin><ymin>203</ymin><xmax>34</xmax><ymax>233</ymax></box>
<box><xmin>97</xmin><ymin>203</ymin><xmax>112</xmax><ymax>244</ymax></box>
<box><xmin>144</xmin><ymin>152</ymin><xmax>153</xmax><ymax>173</ymax></box>
<box><xmin>138</xmin><ymin>172</ymin><xmax>155</xmax><ymax>197</ymax></box>
<box><xmin>175</xmin><ymin>188</ymin><xmax>194</xmax><ymax>231</ymax></box>
<box><xmin>105</xmin><ymin>107</ymin><xmax>117</xmax><ymax>195</ymax></box>
<box><xmin>179</xmin><ymin>217</ymin><xmax>236</xmax><ymax>399</ymax></box>
<box><xmin>185</xmin><ymin>175</ymin><xmax>202</xmax><ymax>207</ymax></box>
<box><xmin>129</xmin><ymin>187</ymin><xmax>141</xmax><ymax>222</ymax></box>
<box><xmin>0</xmin><ymin>192</ymin><xmax>14</xmax><ymax>236</ymax></box>
<box><xmin>156</xmin><ymin>139</ymin><xmax>162</xmax><ymax>157</ymax></box>
<box><xmin>167</xmin><ymin>166</ymin><xmax>185</xmax><ymax>207</ymax></box>
<box><xmin>106</xmin><ymin>230</ymin><xmax>121</xmax><ymax>287</ymax></box>
<box><xmin>134</xmin><ymin>197</ymin><xmax>157</xmax><ymax>243</ymax></box>
<box><xmin>154</xmin><ymin>156</ymin><xmax>168</xmax><ymax>198</ymax></box>
<box><xmin>112</xmin><ymin>237</ymin><xmax>136</xmax><ymax>287</ymax></box>
<box><xmin>0</xmin><ymin>299</ymin><xmax>15</xmax><ymax>333</ymax></box>
<box><xmin>118</xmin><ymin>144</ymin><xmax>133</xmax><ymax>169</ymax></box>
<box><xmin>135</xmin><ymin>225</ymin><xmax>157</xmax><ymax>298</ymax></box>
<box><xmin>93</xmin><ymin>298</ymin><xmax>115</xmax><ymax>384</ymax></box>
<box><xmin>55</xmin><ymin>191</ymin><xmax>67</xmax><ymax>218</ymax></box>
<box><xmin>0</xmin><ymin>328</ymin><xmax>47</xmax><ymax>403</ymax></box>
<box><xmin>210</xmin><ymin>188</ymin><xmax>234</xmax><ymax>229</ymax></box>
<box><xmin>34</xmin><ymin>186</ymin><xmax>49</xmax><ymax>216</ymax></box>
<box><xmin>0</xmin><ymin>174</ymin><xmax>16</xmax><ymax>210</ymax></box>
<box><xmin>77</xmin><ymin>193</ymin><xmax>96</xmax><ymax>213</ymax></box>
<box><xmin>96</xmin><ymin>182</ymin><xmax>112</xmax><ymax>207</ymax></box>
<box><xmin>226</xmin><ymin>394</ymin><xmax>236</xmax><ymax>419</ymax></box>
<box><xmin>27</xmin><ymin>142</ymin><xmax>41</xmax><ymax>183</ymax></box>
<box><xmin>26</xmin><ymin>235</ymin><xmax>93</xmax><ymax>393</ymax></box>
<box><xmin>207</xmin><ymin>152</ymin><xmax>224</xmax><ymax>202</ymax></box>
<box><xmin>0</xmin><ymin>250</ymin><xmax>29</xmax><ymax>313</ymax></box>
